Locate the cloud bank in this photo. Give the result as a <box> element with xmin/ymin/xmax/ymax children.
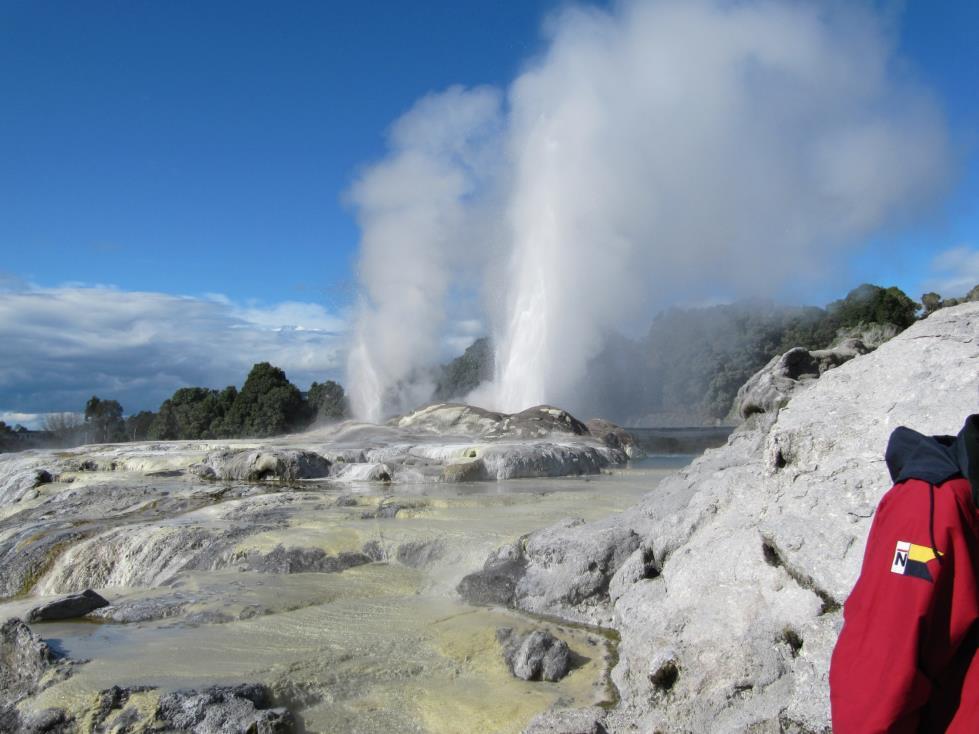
<box><xmin>0</xmin><ymin>285</ymin><xmax>346</xmax><ymax>419</ymax></box>
<box><xmin>347</xmin><ymin>0</ymin><xmax>951</xmax><ymax>420</ymax></box>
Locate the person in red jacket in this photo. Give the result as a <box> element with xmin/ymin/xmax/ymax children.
<box><xmin>830</xmin><ymin>415</ymin><xmax>979</xmax><ymax>732</ymax></box>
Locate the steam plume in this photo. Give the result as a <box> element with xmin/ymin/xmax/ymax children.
<box><xmin>346</xmin><ymin>86</ymin><xmax>502</xmax><ymax>421</ymax></box>
<box><xmin>348</xmin><ymin>0</ymin><xmax>950</xmax><ymax>420</ymax></box>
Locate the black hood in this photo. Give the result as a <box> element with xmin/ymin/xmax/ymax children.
<box><xmin>886</xmin><ymin>414</ymin><xmax>979</xmax><ymax>506</ymax></box>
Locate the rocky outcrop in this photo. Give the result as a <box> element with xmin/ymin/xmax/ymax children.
<box><xmin>732</xmin><ymin>338</ymin><xmax>871</xmax><ymax>419</ymax></box>
<box><xmin>497</xmin><ymin>627</ymin><xmax>572</xmax><ymax>682</ymax></box>
<box><xmin>585</xmin><ymin>419</ymin><xmax>645</xmax><ymax>459</ymax></box>
<box><xmin>0</xmin><ymin>618</ymin><xmax>75</xmax><ymax>732</ymax></box>
<box><xmin>231</xmin><ymin>545</ymin><xmax>372</xmax><ymax>574</ymax></box>
<box><xmin>482</xmin><ymin>303</ymin><xmax>979</xmax><ymax>733</ymax></box>
<box><xmin>25</xmin><ymin>589</ymin><xmax>109</xmax><ymax>622</ymax></box>
<box><xmin>21</xmin><ymin>683</ymin><xmax>295</xmax><ymax>734</ymax></box>
<box><xmin>156</xmin><ymin>684</ymin><xmax>294</xmax><ymax>733</ymax></box>
<box><xmin>191</xmin><ymin>448</ymin><xmax>332</xmax><ymax>481</ymax></box>
<box><xmin>395</xmin><ymin>539</ymin><xmax>446</xmax><ymax>568</ymax></box>
<box><xmin>89</xmin><ymin>596</ymin><xmax>190</xmax><ymax>623</ymax></box>
<box><xmin>390</xmin><ymin>403</ymin><xmax>590</xmax><ymax>439</ymax></box>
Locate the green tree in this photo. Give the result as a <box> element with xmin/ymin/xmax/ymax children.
<box><xmin>307</xmin><ymin>380</ymin><xmax>347</xmax><ymax>422</ymax></box>
<box><xmin>149</xmin><ymin>386</ymin><xmax>237</xmax><ymax>440</ymax></box>
<box><xmin>84</xmin><ymin>396</ymin><xmax>126</xmax><ymax>443</ymax></box>
<box><xmin>921</xmin><ymin>292</ymin><xmax>943</xmax><ymax>316</ymax></box>
<box><xmin>222</xmin><ymin>363</ymin><xmax>305</xmax><ymax>437</ymax></box>
<box><xmin>0</xmin><ymin>421</ymin><xmax>16</xmax><ymax>452</ymax></box>
<box><xmin>826</xmin><ymin>284</ymin><xmax>918</xmax><ymax>331</ymax></box>
<box><xmin>124</xmin><ymin>410</ymin><xmax>157</xmax><ymax>441</ymax></box>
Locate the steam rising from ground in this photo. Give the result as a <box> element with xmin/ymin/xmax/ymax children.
<box><xmin>347</xmin><ymin>0</ymin><xmax>950</xmax><ymax>421</ymax></box>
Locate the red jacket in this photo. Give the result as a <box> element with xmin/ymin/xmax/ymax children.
<box><xmin>831</xmin><ymin>416</ymin><xmax>979</xmax><ymax>732</ymax></box>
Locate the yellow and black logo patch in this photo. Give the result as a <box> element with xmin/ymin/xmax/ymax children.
<box><xmin>890</xmin><ymin>541</ymin><xmax>942</xmax><ymax>582</ymax></box>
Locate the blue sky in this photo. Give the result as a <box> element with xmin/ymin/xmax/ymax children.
<box><xmin>1</xmin><ymin>0</ymin><xmax>557</xmax><ymax>305</ymax></box>
<box><xmin>1</xmin><ymin>0</ymin><xmax>977</xmax><ymax>422</ymax></box>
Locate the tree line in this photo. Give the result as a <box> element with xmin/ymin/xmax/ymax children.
<box><xmin>19</xmin><ymin>363</ymin><xmax>349</xmax><ymax>449</ymax></box>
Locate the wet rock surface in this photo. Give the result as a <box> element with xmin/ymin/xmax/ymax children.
<box><xmin>235</xmin><ymin>545</ymin><xmax>372</xmax><ymax>574</ymax></box>
<box><xmin>497</xmin><ymin>627</ymin><xmax>572</xmax><ymax>682</ymax></box>
<box><xmin>458</xmin><ymin>543</ymin><xmax>528</xmax><ymax>607</ymax></box>
<box><xmin>88</xmin><ymin>595</ymin><xmax>190</xmax><ymax>623</ymax></box>
<box><xmin>156</xmin><ymin>684</ymin><xmax>295</xmax><ymax>733</ymax></box>
<box><xmin>395</xmin><ymin>538</ymin><xmax>446</xmax><ymax>568</ymax></box>
<box><xmin>13</xmin><ymin>682</ymin><xmax>295</xmax><ymax>734</ymax></box>
<box><xmin>0</xmin><ymin>618</ymin><xmax>75</xmax><ymax>731</ymax></box>
<box><xmin>0</xmin><ymin>618</ymin><xmax>70</xmax><ymax>704</ymax></box>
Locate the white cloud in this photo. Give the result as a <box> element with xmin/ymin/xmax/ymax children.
<box><xmin>233</xmin><ymin>301</ymin><xmax>347</xmax><ymax>332</ymax></box>
<box><xmin>0</xmin><ymin>412</ymin><xmax>54</xmax><ymax>430</ymax></box>
<box><xmin>0</xmin><ymin>286</ymin><xmax>348</xmax><ymax>415</ymax></box>
<box><xmin>924</xmin><ymin>245</ymin><xmax>979</xmax><ymax>298</ymax></box>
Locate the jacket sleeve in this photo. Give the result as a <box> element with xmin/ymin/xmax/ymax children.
<box><xmin>830</xmin><ymin>479</ymin><xmax>966</xmax><ymax>733</ymax></box>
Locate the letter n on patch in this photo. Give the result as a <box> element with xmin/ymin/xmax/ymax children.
<box><xmin>890</xmin><ymin>540</ymin><xmax>938</xmax><ymax>582</ymax></box>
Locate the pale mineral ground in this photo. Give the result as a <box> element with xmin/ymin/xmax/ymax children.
<box><xmin>0</xmin><ymin>405</ymin><xmax>681</xmax><ymax>733</ymax></box>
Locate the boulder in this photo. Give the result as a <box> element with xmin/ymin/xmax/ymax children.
<box><xmin>496</xmin><ymin>627</ymin><xmax>572</xmax><ymax>682</ymax></box>
<box><xmin>26</xmin><ymin>589</ymin><xmax>109</xmax><ymax>622</ymax></box>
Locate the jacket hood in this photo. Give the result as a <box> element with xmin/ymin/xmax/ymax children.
<box><xmin>886</xmin><ymin>414</ymin><xmax>979</xmax><ymax>506</ymax></box>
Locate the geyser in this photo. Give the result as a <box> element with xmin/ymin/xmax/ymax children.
<box><xmin>347</xmin><ymin>0</ymin><xmax>950</xmax><ymax>421</ymax></box>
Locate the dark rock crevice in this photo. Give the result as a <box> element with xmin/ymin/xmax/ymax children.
<box><xmin>760</xmin><ymin>535</ymin><xmax>840</xmax><ymax>615</ymax></box>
